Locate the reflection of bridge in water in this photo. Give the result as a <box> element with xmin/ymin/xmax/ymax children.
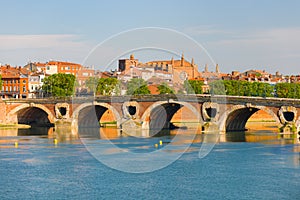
<box><xmin>1</xmin><ymin>95</ymin><xmax>300</xmax><ymax>136</ymax></box>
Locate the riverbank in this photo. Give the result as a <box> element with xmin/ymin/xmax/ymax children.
<box><xmin>0</xmin><ymin>124</ymin><xmax>31</xmax><ymax>129</ymax></box>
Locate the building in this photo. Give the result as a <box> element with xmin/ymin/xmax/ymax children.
<box><xmin>118</xmin><ymin>54</ymin><xmax>200</xmax><ymax>88</ymax></box>
<box><xmin>118</xmin><ymin>54</ymin><xmax>139</xmax><ymax>73</ymax></box>
<box><xmin>0</xmin><ymin>65</ymin><xmax>29</xmax><ymax>98</ymax></box>
<box><xmin>145</xmin><ymin>54</ymin><xmax>200</xmax><ymax>84</ymax></box>
<box><xmin>28</xmin><ymin>72</ymin><xmax>46</xmax><ymax>98</ymax></box>
<box><xmin>76</xmin><ymin>66</ymin><xmax>96</xmax><ymax>93</ymax></box>
<box><xmin>25</xmin><ymin>61</ymin><xmax>96</xmax><ymax>95</ymax></box>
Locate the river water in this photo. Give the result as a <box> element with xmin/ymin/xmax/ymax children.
<box><xmin>0</xmin><ymin>126</ymin><xmax>300</xmax><ymax>200</ymax></box>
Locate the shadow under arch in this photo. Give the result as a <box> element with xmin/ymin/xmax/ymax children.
<box><xmin>219</xmin><ymin>105</ymin><xmax>281</xmax><ymax>132</ymax></box>
<box><xmin>72</xmin><ymin>102</ymin><xmax>121</xmax><ymax>128</ymax></box>
<box><xmin>141</xmin><ymin>100</ymin><xmax>202</xmax><ymax>135</ymax></box>
<box><xmin>7</xmin><ymin>104</ymin><xmax>55</xmax><ymax>127</ymax></box>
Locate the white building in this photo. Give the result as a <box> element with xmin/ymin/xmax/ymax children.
<box><xmin>28</xmin><ymin>72</ymin><xmax>45</xmax><ymax>98</ymax></box>
<box><xmin>45</xmin><ymin>63</ymin><xmax>58</xmax><ymax>75</ymax></box>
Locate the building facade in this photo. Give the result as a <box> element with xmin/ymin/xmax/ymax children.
<box><xmin>0</xmin><ymin>65</ymin><xmax>29</xmax><ymax>98</ymax></box>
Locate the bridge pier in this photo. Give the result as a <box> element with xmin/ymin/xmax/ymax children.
<box><xmin>278</xmin><ymin>106</ymin><xmax>298</xmax><ymax>134</ymax></box>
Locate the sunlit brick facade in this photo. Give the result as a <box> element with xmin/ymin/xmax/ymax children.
<box><xmin>0</xmin><ymin>65</ymin><xmax>29</xmax><ymax>98</ymax></box>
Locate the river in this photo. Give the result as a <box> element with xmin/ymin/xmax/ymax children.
<box><xmin>0</xmin><ymin>126</ymin><xmax>300</xmax><ymax>199</ymax></box>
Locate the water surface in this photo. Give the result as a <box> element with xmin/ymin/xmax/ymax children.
<box><xmin>0</xmin><ymin>127</ymin><xmax>299</xmax><ymax>199</ymax></box>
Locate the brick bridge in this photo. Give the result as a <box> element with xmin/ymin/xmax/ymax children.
<box><xmin>1</xmin><ymin>95</ymin><xmax>300</xmax><ymax>135</ymax></box>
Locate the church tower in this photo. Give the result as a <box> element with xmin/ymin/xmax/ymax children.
<box><xmin>181</xmin><ymin>53</ymin><xmax>184</xmax><ymax>66</ymax></box>
<box><xmin>171</xmin><ymin>57</ymin><xmax>174</xmax><ymax>66</ymax></box>
<box><xmin>204</xmin><ymin>64</ymin><xmax>208</xmax><ymax>73</ymax></box>
<box><xmin>216</xmin><ymin>64</ymin><xmax>220</xmax><ymax>73</ymax></box>
<box><xmin>130</xmin><ymin>54</ymin><xmax>134</xmax><ymax>60</ymax></box>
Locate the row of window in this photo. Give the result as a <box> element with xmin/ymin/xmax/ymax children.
<box><xmin>31</xmin><ymin>85</ymin><xmax>39</xmax><ymax>91</ymax></box>
<box><xmin>2</xmin><ymin>86</ymin><xmax>26</xmax><ymax>92</ymax></box>
<box><xmin>46</xmin><ymin>65</ymin><xmax>85</xmax><ymax>71</ymax></box>
<box><xmin>3</xmin><ymin>80</ymin><xmax>26</xmax><ymax>84</ymax></box>
<box><xmin>60</xmin><ymin>66</ymin><xmax>80</xmax><ymax>71</ymax></box>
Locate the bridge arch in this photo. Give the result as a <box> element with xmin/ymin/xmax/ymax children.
<box><xmin>219</xmin><ymin>105</ymin><xmax>281</xmax><ymax>132</ymax></box>
<box><xmin>141</xmin><ymin>100</ymin><xmax>202</xmax><ymax>131</ymax></box>
<box><xmin>7</xmin><ymin>103</ymin><xmax>55</xmax><ymax>126</ymax></box>
<box><xmin>72</xmin><ymin>102</ymin><xmax>121</xmax><ymax>128</ymax></box>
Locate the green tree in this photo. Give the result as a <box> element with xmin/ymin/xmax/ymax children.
<box><xmin>184</xmin><ymin>80</ymin><xmax>204</xmax><ymax>94</ymax></box>
<box><xmin>85</xmin><ymin>77</ymin><xmax>99</xmax><ymax>93</ymax></box>
<box><xmin>0</xmin><ymin>75</ymin><xmax>2</xmax><ymax>90</ymax></box>
<box><xmin>157</xmin><ymin>83</ymin><xmax>174</xmax><ymax>94</ymax></box>
<box><xmin>275</xmin><ymin>82</ymin><xmax>300</xmax><ymax>98</ymax></box>
<box><xmin>223</xmin><ymin>80</ymin><xmax>240</xmax><ymax>96</ymax></box>
<box><xmin>275</xmin><ymin>83</ymin><xmax>290</xmax><ymax>98</ymax></box>
<box><xmin>126</xmin><ymin>78</ymin><xmax>150</xmax><ymax>95</ymax></box>
<box><xmin>255</xmin><ymin>82</ymin><xmax>274</xmax><ymax>97</ymax></box>
<box><xmin>209</xmin><ymin>80</ymin><xmax>226</xmax><ymax>95</ymax></box>
<box><xmin>96</xmin><ymin>77</ymin><xmax>120</xmax><ymax>95</ymax></box>
<box><xmin>42</xmin><ymin>73</ymin><xmax>76</xmax><ymax>97</ymax></box>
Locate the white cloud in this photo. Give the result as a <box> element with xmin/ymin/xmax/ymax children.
<box><xmin>0</xmin><ymin>34</ymin><xmax>93</xmax><ymax>66</ymax></box>
<box><xmin>211</xmin><ymin>27</ymin><xmax>300</xmax><ymax>48</ymax></box>
<box><xmin>204</xmin><ymin>27</ymin><xmax>300</xmax><ymax>74</ymax></box>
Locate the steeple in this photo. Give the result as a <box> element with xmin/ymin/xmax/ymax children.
<box><xmin>204</xmin><ymin>64</ymin><xmax>208</xmax><ymax>73</ymax></box>
<box><xmin>216</xmin><ymin>64</ymin><xmax>220</xmax><ymax>73</ymax></box>
<box><xmin>171</xmin><ymin>57</ymin><xmax>174</xmax><ymax>66</ymax></box>
<box><xmin>191</xmin><ymin>58</ymin><xmax>194</xmax><ymax>66</ymax></box>
<box><xmin>130</xmin><ymin>54</ymin><xmax>134</xmax><ymax>60</ymax></box>
<box><xmin>181</xmin><ymin>53</ymin><xmax>184</xmax><ymax>66</ymax></box>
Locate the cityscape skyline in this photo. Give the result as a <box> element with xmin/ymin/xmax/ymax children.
<box><xmin>1</xmin><ymin>0</ymin><xmax>300</xmax><ymax>75</ymax></box>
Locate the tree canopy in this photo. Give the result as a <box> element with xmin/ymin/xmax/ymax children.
<box><xmin>42</xmin><ymin>73</ymin><xmax>76</xmax><ymax>97</ymax></box>
<box><xmin>275</xmin><ymin>82</ymin><xmax>300</xmax><ymax>98</ymax></box>
<box><xmin>157</xmin><ymin>83</ymin><xmax>174</xmax><ymax>94</ymax></box>
<box><xmin>0</xmin><ymin>75</ymin><xmax>2</xmax><ymax>90</ymax></box>
<box><xmin>209</xmin><ymin>80</ymin><xmax>275</xmax><ymax>97</ymax></box>
<box><xmin>126</xmin><ymin>78</ymin><xmax>150</xmax><ymax>95</ymax></box>
<box><xmin>96</xmin><ymin>77</ymin><xmax>120</xmax><ymax>95</ymax></box>
<box><xmin>209</xmin><ymin>80</ymin><xmax>226</xmax><ymax>95</ymax></box>
<box><xmin>184</xmin><ymin>80</ymin><xmax>204</xmax><ymax>94</ymax></box>
<box><xmin>85</xmin><ymin>77</ymin><xmax>99</xmax><ymax>93</ymax></box>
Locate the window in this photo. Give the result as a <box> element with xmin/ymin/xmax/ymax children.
<box><xmin>23</xmin><ymin>80</ymin><xmax>26</xmax><ymax>84</ymax></box>
<box><xmin>9</xmin><ymin>86</ymin><xmax>12</xmax><ymax>91</ymax></box>
<box><xmin>47</xmin><ymin>66</ymin><xmax>50</xmax><ymax>70</ymax></box>
<box><xmin>23</xmin><ymin>86</ymin><xmax>26</xmax><ymax>92</ymax></box>
<box><xmin>13</xmin><ymin>86</ymin><xmax>16</xmax><ymax>91</ymax></box>
<box><xmin>5</xmin><ymin>86</ymin><xmax>8</xmax><ymax>92</ymax></box>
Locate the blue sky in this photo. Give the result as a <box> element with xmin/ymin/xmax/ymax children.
<box><xmin>0</xmin><ymin>0</ymin><xmax>299</xmax><ymax>74</ymax></box>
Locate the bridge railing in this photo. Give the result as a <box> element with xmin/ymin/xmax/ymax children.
<box><xmin>2</xmin><ymin>94</ymin><xmax>300</xmax><ymax>106</ymax></box>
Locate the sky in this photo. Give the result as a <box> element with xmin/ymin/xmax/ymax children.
<box><xmin>0</xmin><ymin>0</ymin><xmax>299</xmax><ymax>75</ymax></box>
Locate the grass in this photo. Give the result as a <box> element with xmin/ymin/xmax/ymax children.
<box><xmin>0</xmin><ymin>124</ymin><xmax>31</xmax><ymax>129</ymax></box>
<box><xmin>100</xmin><ymin>121</ymin><xmax>117</xmax><ymax>127</ymax></box>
